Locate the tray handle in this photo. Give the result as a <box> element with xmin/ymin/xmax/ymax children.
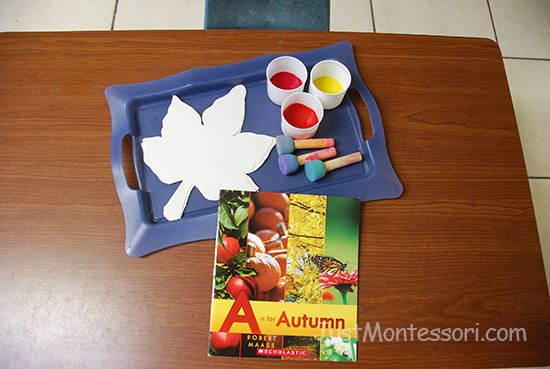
<box><xmin>111</xmin><ymin>130</ymin><xmax>137</xmax><ymax>195</ymax></box>
<box><xmin>345</xmin><ymin>53</ymin><xmax>403</xmax><ymax>200</ymax></box>
<box><xmin>106</xmin><ymin>87</ymin><xmax>150</xmax><ymax>253</ymax></box>
<box><xmin>349</xmin><ymin>70</ymin><xmax>386</xmax><ymax>148</ymax></box>
<box><xmin>107</xmin><ymin>86</ymin><xmax>138</xmax><ymax>196</ymax></box>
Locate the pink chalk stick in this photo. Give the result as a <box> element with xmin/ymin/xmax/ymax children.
<box><xmin>296</xmin><ymin>147</ymin><xmax>337</xmax><ymax>165</ymax></box>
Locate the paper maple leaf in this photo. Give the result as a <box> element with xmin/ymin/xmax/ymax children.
<box><xmin>141</xmin><ymin>85</ymin><xmax>275</xmax><ymax>221</ymax></box>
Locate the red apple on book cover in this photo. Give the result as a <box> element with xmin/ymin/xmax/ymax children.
<box><xmin>210</xmin><ymin>331</ymin><xmax>241</xmax><ymax>356</ymax></box>
<box><xmin>216</xmin><ymin>236</ymin><xmax>240</xmax><ymax>264</ymax></box>
<box><xmin>226</xmin><ymin>276</ymin><xmax>257</xmax><ymax>300</ymax></box>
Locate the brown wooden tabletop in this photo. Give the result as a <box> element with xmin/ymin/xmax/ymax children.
<box><xmin>1</xmin><ymin>30</ymin><xmax>549</xmax><ymax>369</ymax></box>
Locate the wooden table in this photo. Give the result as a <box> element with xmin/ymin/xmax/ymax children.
<box><xmin>1</xmin><ymin>30</ymin><xmax>549</xmax><ymax>369</ymax></box>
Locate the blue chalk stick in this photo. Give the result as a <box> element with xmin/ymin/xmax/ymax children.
<box><xmin>276</xmin><ymin>135</ymin><xmax>295</xmax><ymax>155</ymax></box>
<box><xmin>278</xmin><ymin>154</ymin><xmax>300</xmax><ymax>175</ymax></box>
<box><xmin>304</xmin><ymin>160</ymin><xmax>327</xmax><ymax>181</ymax></box>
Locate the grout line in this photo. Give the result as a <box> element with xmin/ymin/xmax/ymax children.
<box><xmin>369</xmin><ymin>0</ymin><xmax>376</xmax><ymax>33</ymax></box>
<box><xmin>503</xmin><ymin>56</ymin><xmax>550</xmax><ymax>62</ymax></box>
<box><xmin>111</xmin><ymin>0</ymin><xmax>119</xmax><ymax>31</ymax></box>
<box><xmin>486</xmin><ymin>0</ymin><xmax>499</xmax><ymax>45</ymax></box>
<box><xmin>529</xmin><ymin>176</ymin><xmax>550</xmax><ymax>180</ymax></box>
<box><xmin>327</xmin><ymin>0</ymin><xmax>330</xmax><ymax>31</ymax></box>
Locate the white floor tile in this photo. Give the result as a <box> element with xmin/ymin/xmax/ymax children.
<box><xmin>490</xmin><ymin>0</ymin><xmax>550</xmax><ymax>59</ymax></box>
<box><xmin>529</xmin><ymin>179</ymin><xmax>550</xmax><ymax>295</ymax></box>
<box><xmin>114</xmin><ymin>0</ymin><xmax>205</xmax><ymax>30</ymax></box>
<box><xmin>330</xmin><ymin>0</ymin><xmax>374</xmax><ymax>32</ymax></box>
<box><xmin>504</xmin><ymin>59</ymin><xmax>550</xmax><ymax>178</ymax></box>
<box><xmin>0</xmin><ymin>0</ymin><xmax>115</xmax><ymax>32</ymax></box>
<box><xmin>371</xmin><ymin>0</ymin><xmax>496</xmax><ymax>40</ymax></box>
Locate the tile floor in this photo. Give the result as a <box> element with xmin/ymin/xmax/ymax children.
<box><xmin>1</xmin><ymin>0</ymin><xmax>549</xmax><ymax>300</ymax></box>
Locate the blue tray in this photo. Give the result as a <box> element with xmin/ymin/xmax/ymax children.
<box><xmin>106</xmin><ymin>41</ymin><xmax>403</xmax><ymax>257</ymax></box>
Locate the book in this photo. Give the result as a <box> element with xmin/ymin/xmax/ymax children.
<box><xmin>208</xmin><ymin>190</ymin><xmax>360</xmax><ymax>362</ymax></box>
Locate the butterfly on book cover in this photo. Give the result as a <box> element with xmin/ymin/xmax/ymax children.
<box><xmin>311</xmin><ymin>255</ymin><xmax>347</xmax><ymax>273</ymax></box>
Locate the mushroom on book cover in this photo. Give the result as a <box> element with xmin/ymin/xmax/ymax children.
<box><xmin>208</xmin><ymin>190</ymin><xmax>360</xmax><ymax>361</ymax></box>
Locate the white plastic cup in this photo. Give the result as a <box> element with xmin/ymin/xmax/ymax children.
<box><xmin>308</xmin><ymin>60</ymin><xmax>352</xmax><ymax>110</ymax></box>
<box><xmin>266</xmin><ymin>56</ymin><xmax>308</xmax><ymax>105</ymax></box>
<box><xmin>280</xmin><ymin>92</ymin><xmax>324</xmax><ymax>140</ymax></box>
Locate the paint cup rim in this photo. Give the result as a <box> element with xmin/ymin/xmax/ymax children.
<box><xmin>266</xmin><ymin>56</ymin><xmax>308</xmax><ymax>105</ymax></box>
<box><xmin>280</xmin><ymin>92</ymin><xmax>324</xmax><ymax>139</ymax></box>
<box><xmin>308</xmin><ymin>59</ymin><xmax>352</xmax><ymax>109</ymax></box>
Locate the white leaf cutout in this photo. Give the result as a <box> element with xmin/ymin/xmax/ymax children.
<box><xmin>141</xmin><ymin>85</ymin><xmax>275</xmax><ymax>221</ymax></box>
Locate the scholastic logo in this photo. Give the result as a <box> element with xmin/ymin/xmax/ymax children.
<box><xmin>257</xmin><ymin>348</ymin><xmax>307</xmax><ymax>357</ymax></box>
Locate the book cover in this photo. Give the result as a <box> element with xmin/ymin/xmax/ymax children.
<box><xmin>208</xmin><ymin>190</ymin><xmax>360</xmax><ymax>361</ymax></box>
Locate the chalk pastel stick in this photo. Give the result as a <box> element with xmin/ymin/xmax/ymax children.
<box><xmin>304</xmin><ymin>152</ymin><xmax>363</xmax><ymax>181</ymax></box>
<box><xmin>278</xmin><ymin>147</ymin><xmax>337</xmax><ymax>175</ymax></box>
<box><xmin>276</xmin><ymin>135</ymin><xmax>335</xmax><ymax>155</ymax></box>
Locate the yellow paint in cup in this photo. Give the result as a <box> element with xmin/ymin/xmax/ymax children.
<box><xmin>309</xmin><ymin>60</ymin><xmax>352</xmax><ymax>109</ymax></box>
<box><xmin>313</xmin><ymin>76</ymin><xmax>344</xmax><ymax>94</ymax></box>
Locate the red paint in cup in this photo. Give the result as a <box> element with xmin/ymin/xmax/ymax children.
<box><xmin>283</xmin><ymin>103</ymin><xmax>319</xmax><ymax>129</ymax></box>
<box><xmin>270</xmin><ymin>72</ymin><xmax>302</xmax><ymax>90</ymax></box>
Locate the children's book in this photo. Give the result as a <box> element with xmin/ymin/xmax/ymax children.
<box><xmin>208</xmin><ymin>190</ymin><xmax>360</xmax><ymax>362</ymax></box>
